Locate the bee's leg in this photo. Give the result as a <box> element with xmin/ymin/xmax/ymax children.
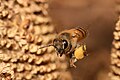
<box><xmin>70</xmin><ymin>57</ymin><xmax>77</xmax><ymax>68</ymax></box>
<box><xmin>81</xmin><ymin>44</ymin><xmax>88</xmax><ymax>56</ymax></box>
<box><xmin>68</xmin><ymin>52</ymin><xmax>77</xmax><ymax>68</ymax></box>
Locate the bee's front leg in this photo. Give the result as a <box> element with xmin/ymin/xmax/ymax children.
<box><xmin>68</xmin><ymin>51</ymin><xmax>77</xmax><ymax>68</ymax></box>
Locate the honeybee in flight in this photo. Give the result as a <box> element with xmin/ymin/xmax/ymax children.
<box><xmin>40</xmin><ymin>27</ymin><xmax>88</xmax><ymax>67</ymax></box>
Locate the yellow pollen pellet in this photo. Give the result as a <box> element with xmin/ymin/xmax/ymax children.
<box><xmin>74</xmin><ymin>45</ymin><xmax>86</xmax><ymax>59</ymax></box>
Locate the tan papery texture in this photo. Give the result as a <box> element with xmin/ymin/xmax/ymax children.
<box><xmin>0</xmin><ymin>0</ymin><xmax>71</xmax><ymax>80</ymax></box>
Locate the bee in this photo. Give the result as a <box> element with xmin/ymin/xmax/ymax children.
<box><xmin>40</xmin><ymin>27</ymin><xmax>88</xmax><ymax>67</ymax></box>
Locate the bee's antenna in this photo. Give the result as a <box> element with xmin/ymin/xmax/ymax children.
<box><xmin>39</xmin><ymin>44</ymin><xmax>54</xmax><ymax>49</ymax></box>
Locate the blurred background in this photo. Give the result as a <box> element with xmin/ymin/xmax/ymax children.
<box><xmin>48</xmin><ymin>0</ymin><xmax>118</xmax><ymax>80</ymax></box>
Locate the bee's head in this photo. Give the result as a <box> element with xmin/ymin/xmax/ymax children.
<box><xmin>53</xmin><ymin>38</ymin><xmax>68</xmax><ymax>57</ymax></box>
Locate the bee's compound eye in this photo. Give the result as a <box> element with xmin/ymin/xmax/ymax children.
<box><xmin>62</xmin><ymin>40</ymin><xmax>68</xmax><ymax>49</ymax></box>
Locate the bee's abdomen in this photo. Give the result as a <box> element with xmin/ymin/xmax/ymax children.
<box><xmin>76</xmin><ymin>27</ymin><xmax>87</xmax><ymax>38</ymax></box>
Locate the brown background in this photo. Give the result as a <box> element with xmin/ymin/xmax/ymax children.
<box><xmin>49</xmin><ymin>0</ymin><xmax>117</xmax><ymax>80</ymax></box>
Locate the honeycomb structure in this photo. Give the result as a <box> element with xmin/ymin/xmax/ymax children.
<box><xmin>0</xmin><ymin>0</ymin><xmax>71</xmax><ymax>80</ymax></box>
<box><xmin>110</xmin><ymin>17</ymin><xmax>120</xmax><ymax>80</ymax></box>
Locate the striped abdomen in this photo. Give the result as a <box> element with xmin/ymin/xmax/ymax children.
<box><xmin>75</xmin><ymin>27</ymin><xmax>87</xmax><ymax>40</ymax></box>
